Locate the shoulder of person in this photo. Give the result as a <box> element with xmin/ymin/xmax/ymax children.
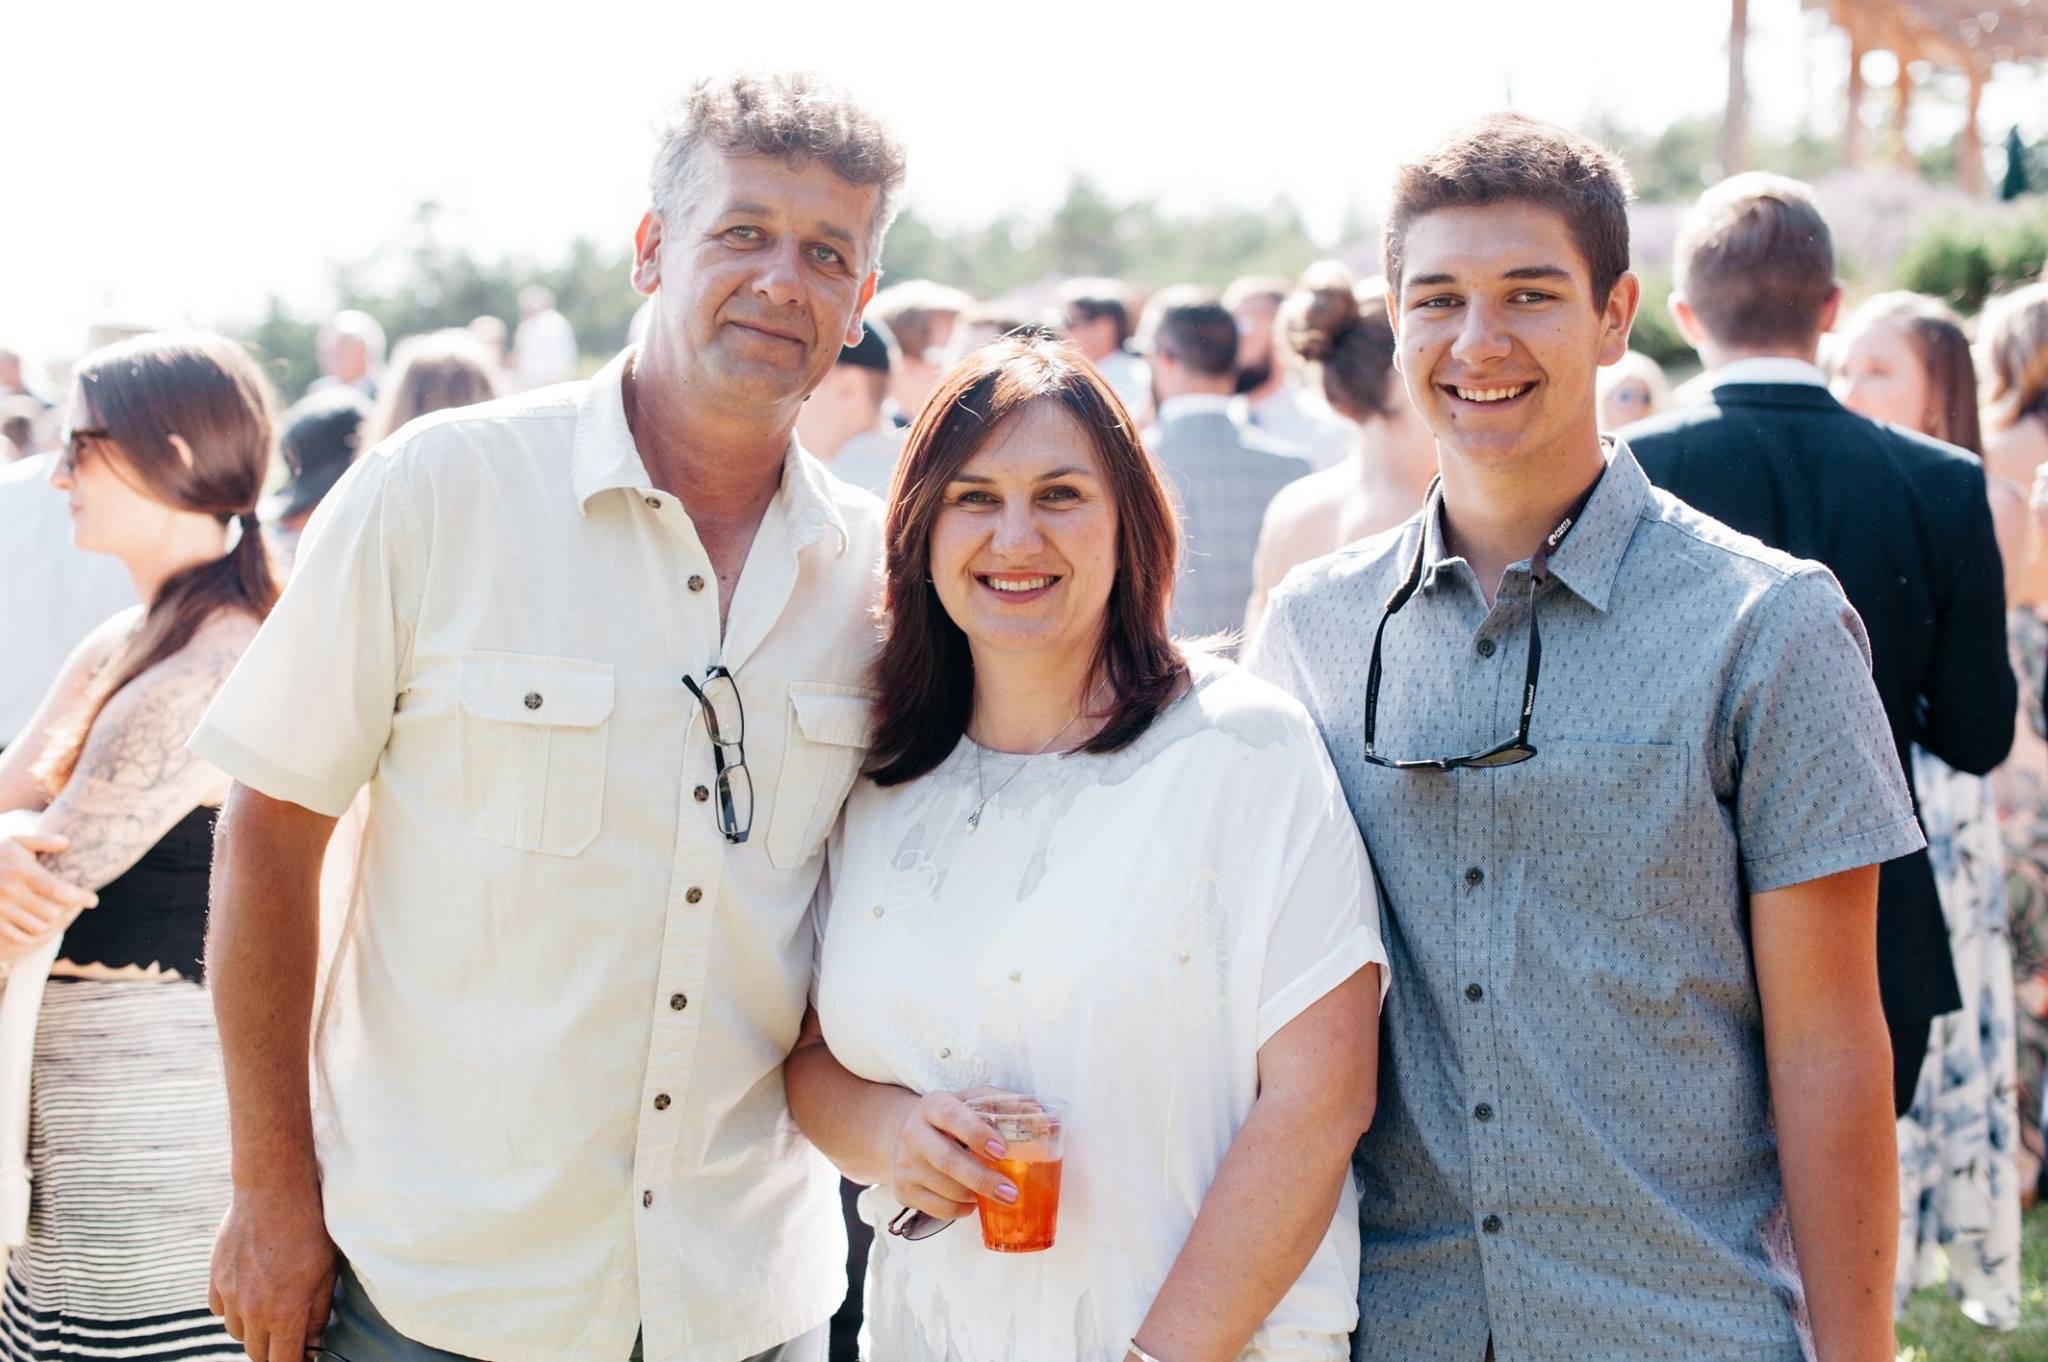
<box><xmin>1985</xmin><ymin>414</ymin><xmax>2048</xmax><ymax>472</ymax></box>
<box><xmin>49</xmin><ymin>605</ymin><xmax>147</xmax><ymax>692</ymax></box>
<box><xmin>1178</xmin><ymin>652</ymin><xmax>1325</xmax><ymax>751</ymax></box>
<box><xmin>1637</xmin><ymin>485</ymin><xmax>1823</xmax><ymax>593</ymax></box>
<box><xmin>1262</xmin><ymin>463</ymin><xmax>1351</xmax><ymax>525</ymax></box>
<box><xmin>0</xmin><ymin>450</ymin><xmax>55</xmax><ymax>493</ymax></box>
<box><xmin>369</xmin><ymin>383</ymin><xmax>585</xmax><ymax>476</ymax></box>
<box><xmin>1267</xmin><ymin>516</ymin><xmax>1413</xmax><ymax>611</ymax></box>
<box><xmin>1616</xmin><ymin>400</ymin><xmax>1735</xmax><ymax>461</ymax></box>
<box><xmin>1239</xmin><ymin>426</ymin><xmax>1310</xmax><ymax>463</ymax></box>
<box><xmin>1866</xmin><ymin>416</ymin><xmax>1991</xmax><ymax>488</ymax></box>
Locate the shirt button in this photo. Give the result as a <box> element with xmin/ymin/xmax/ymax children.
<box><xmin>669</xmin><ymin>992</ymin><xmax>688</xmax><ymax>1011</ymax></box>
<box><xmin>938</xmin><ymin>1047</ymin><xmax>951</xmax><ymax>1059</ymax></box>
<box><xmin>643</xmin><ymin>1190</ymin><xmax>655</xmax><ymax>1208</ymax></box>
<box><xmin>1475</xmin><ymin>1102</ymin><xmax>1494</xmax><ymax>1123</ymax></box>
<box><xmin>688</xmin><ymin>575</ymin><xmax>706</xmax><ymax>593</ymax></box>
<box><xmin>1476</xmin><ymin>638</ymin><xmax>1497</xmax><ymax>658</ymax></box>
<box><xmin>644</xmin><ymin>495</ymin><xmax>661</xmax><ymax>509</ymax></box>
<box><xmin>694</xmin><ymin>785</ymin><xmax>710</xmax><ymax>803</ymax></box>
<box><xmin>1463</xmin><ymin>866</ymin><xmax>1484</xmax><ymax>888</ymax></box>
<box><xmin>1465</xmin><ymin>983</ymin><xmax>1484</xmax><ymax>1002</ymax></box>
<box><xmin>872</xmin><ymin>905</ymin><xmax>885</xmax><ymax>918</ymax></box>
<box><xmin>653</xmin><ymin>1093</ymin><xmax>671</xmax><ymax>1111</ymax></box>
<box><xmin>523</xmin><ymin>692</ymin><xmax>543</xmax><ymax>711</ymax></box>
<box><xmin>1008</xmin><ymin>971</ymin><xmax>1022</xmax><ymax>982</ymax></box>
<box><xmin>685</xmin><ymin>887</ymin><xmax>703</xmax><ymax>904</ymax></box>
<box><xmin>1482</xmin><ymin>1214</ymin><xmax>1503</xmax><ymax>1234</ymax></box>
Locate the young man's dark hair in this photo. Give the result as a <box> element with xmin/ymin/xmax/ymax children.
<box><xmin>1383</xmin><ymin>111</ymin><xmax>1634</xmax><ymax>309</ymax></box>
<box><xmin>1670</xmin><ymin>172</ymin><xmax>1835</xmax><ymax>350</ymax></box>
<box><xmin>1149</xmin><ymin>291</ymin><xmax>1238</xmax><ymax>379</ymax></box>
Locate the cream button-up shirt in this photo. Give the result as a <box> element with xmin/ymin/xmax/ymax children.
<box><xmin>190</xmin><ymin>349</ymin><xmax>883</xmax><ymax>1362</ymax></box>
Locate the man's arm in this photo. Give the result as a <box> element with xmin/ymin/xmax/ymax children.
<box><xmin>1752</xmin><ymin>863</ymin><xmax>1896</xmax><ymax>1362</ymax></box>
<box><xmin>1917</xmin><ymin>463</ymin><xmax>2015</xmax><ymax>774</ymax></box>
<box><xmin>204</xmin><ymin>782</ymin><xmax>341</xmax><ymax>1362</ymax></box>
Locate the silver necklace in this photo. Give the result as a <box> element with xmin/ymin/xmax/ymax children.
<box><xmin>966</xmin><ymin>704</ymin><xmax>1091</xmax><ymax>833</ymax></box>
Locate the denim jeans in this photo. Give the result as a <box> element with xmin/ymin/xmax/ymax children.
<box><xmin>318</xmin><ymin>1261</ymin><xmax>827</xmax><ymax>1362</ymax></box>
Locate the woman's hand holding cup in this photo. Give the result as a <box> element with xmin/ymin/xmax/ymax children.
<box><xmin>888</xmin><ymin>1087</ymin><xmax>1018</xmax><ymax>1221</ymax></box>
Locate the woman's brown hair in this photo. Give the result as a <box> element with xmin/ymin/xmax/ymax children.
<box><xmin>362</xmin><ymin>328</ymin><xmax>505</xmax><ymax>447</ymax></box>
<box><xmin>1845</xmin><ymin>291</ymin><xmax>1983</xmax><ymax>454</ymax></box>
<box><xmin>36</xmin><ymin>332</ymin><xmax>282</xmax><ymax>792</ymax></box>
<box><xmin>866</xmin><ymin>336</ymin><xmax>1187</xmax><ymax>787</ymax></box>
<box><xmin>1283</xmin><ymin>261</ymin><xmax>1398</xmax><ymax>423</ymax></box>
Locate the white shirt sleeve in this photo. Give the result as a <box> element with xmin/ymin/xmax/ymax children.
<box><xmin>188</xmin><ymin>451</ymin><xmax>423</xmax><ymax>816</ymax></box>
<box><xmin>1253</xmin><ymin>725</ymin><xmax>1388</xmax><ymax>1048</ymax></box>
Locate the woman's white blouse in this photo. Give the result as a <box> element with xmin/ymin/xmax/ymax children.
<box><xmin>816</xmin><ymin>661</ymin><xmax>1387</xmax><ymax>1361</ymax></box>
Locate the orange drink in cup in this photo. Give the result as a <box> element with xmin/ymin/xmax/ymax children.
<box><xmin>966</xmin><ymin>1094</ymin><xmax>1069</xmax><ymax>1253</ymax></box>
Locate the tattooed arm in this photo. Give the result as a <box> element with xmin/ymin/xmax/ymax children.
<box><xmin>0</xmin><ymin>610</ymin><xmax>141</xmax><ymax>960</ymax></box>
<box><xmin>0</xmin><ymin>607</ymin><xmax>140</xmax><ymax>816</ymax></box>
<box><xmin>32</xmin><ymin>614</ymin><xmax>255</xmax><ymax>891</ymax></box>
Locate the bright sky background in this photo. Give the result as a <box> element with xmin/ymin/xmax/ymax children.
<box><xmin>7</xmin><ymin>0</ymin><xmax>2045</xmax><ymax>360</ymax></box>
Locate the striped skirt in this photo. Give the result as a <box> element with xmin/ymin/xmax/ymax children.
<box><xmin>0</xmin><ymin>979</ymin><xmax>241</xmax><ymax>1361</ymax></box>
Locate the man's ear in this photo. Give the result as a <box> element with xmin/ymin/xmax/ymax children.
<box><xmin>1668</xmin><ymin>293</ymin><xmax>1708</xmax><ymax>349</ymax></box>
<box><xmin>631</xmin><ymin>212</ymin><xmax>664</xmax><ymax>297</ymax></box>
<box><xmin>1817</xmin><ymin>282</ymin><xmax>1844</xmax><ymax>335</ymax></box>
<box><xmin>844</xmin><ymin>271</ymin><xmax>880</xmax><ymax>348</ymax></box>
<box><xmin>1598</xmin><ymin>271</ymin><xmax>1642</xmax><ymax>366</ymax></box>
<box><xmin>1384</xmin><ymin>287</ymin><xmax>1403</xmax><ymax>371</ymax></box>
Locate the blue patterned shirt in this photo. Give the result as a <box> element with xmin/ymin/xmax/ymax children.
<box><xmin>1251</xmin><ymin>442</ymin><xmax>1922</xmax><ymax>1362</ymax></box>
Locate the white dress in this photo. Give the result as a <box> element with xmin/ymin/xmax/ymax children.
<box><xmin>816</xmin><ymin>661</ymin><xmax>1386</xmax><ymax>1362</ymax></box>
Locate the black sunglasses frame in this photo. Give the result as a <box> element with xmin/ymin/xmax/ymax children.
<box><xmin>1360</xmin><ymin>519</ymin><xmax>1541</xmax><ymax>773</ymax></box>
<box><xmin>1354</xmin><ymin>471</ymin><xmax>1606</xmax><ymax>774</ymax></box>
<box><xmin>682</xmin><ymin>665</ymin><xmax>753</xmax><ymax>844</ymax></box>
<box><xmin>887</xmin><ymin>1205</ymin><xmax>955</xmax><ymax>1241</ymax></box>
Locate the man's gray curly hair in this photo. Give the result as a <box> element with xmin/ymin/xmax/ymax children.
<box><xmin>650</xmin><ymin>71</ymin><xmax>908</xmax><ymax>269</ymax></box>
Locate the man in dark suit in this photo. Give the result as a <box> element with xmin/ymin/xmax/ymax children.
<box><xmin>1625</xmin><ymin>172</ymin><xmax>2015</xmax><ymax>1115</ymax></box>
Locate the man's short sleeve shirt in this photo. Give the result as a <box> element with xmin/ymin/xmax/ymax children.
<box><xmin>1252</xmin><ymin>442</ymin><xmax>1921</xmax><ymax>1362</ymax></box>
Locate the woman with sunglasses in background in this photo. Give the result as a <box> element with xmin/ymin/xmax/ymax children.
<box><xmin>784</xmin><ymin>337</ymin><xmax>1385</xmax><ymax>1362</ymax></box>
<box><xmin>0</xmin><ymin>333</ymin><xmax>278</xmax><ymax>1361</ymax></box>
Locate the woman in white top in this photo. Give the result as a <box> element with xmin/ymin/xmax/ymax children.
<box><xmin>786</xmin><ymin>337</ymin><xmax>1386</xmax><ymax>1362</ymax></box>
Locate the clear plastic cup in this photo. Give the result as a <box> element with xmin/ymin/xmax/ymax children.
<box><xmin>966</xmin><ymin>1094</ymin><xmax>1069</xmax><ymax>1253</ymax></box>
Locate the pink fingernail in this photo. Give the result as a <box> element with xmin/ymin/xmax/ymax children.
<box><xmin>997</xmin><ymin>1182</ymin><xmax>1018</xmax><ymax>1203</ymax></box>
<box><xmin>984</xmin><ymin>1140</ymin><xmax>1006</xmax><ymax>1158</ymax></box>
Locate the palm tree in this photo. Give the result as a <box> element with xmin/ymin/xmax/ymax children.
<box><xmin>1723</xmin><ymin>0</ymin><xmax>1751</xmax><ymax>174</ymax></box>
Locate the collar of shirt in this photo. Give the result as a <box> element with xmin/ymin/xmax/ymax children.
<box><xmin>1156</xmin><ymin>391</ymin><xmax>1237</xmax><ymax>425</ymax></box>
<box><xmin>571</xmin><ymin>348</ymin><xmax>851</xmax><ymax>559</ymax></box>
<box><xmin>1418</xmin><ymin>438</ymin><xmax>1652</xmax><ymax>614</ymax></box>
<box><xmin>1705</xmin><ymin>355</ymin><xmax>1828</xmax><ymax>389</ymax></box>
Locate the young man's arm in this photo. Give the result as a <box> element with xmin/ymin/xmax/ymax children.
<box><xmin>1751</xmin><ymin>863</ymin><xmax>1896</xmax><ymax>1361</ymax></box>
<box><xmin>204</xmin><ymin>784</ymin><xmax>341</xmax><ymax>1362</ymax></box>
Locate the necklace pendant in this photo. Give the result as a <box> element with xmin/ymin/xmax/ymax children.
<box><xmin>966</xmin><ymin>807</ymin><xmax>983</xmax><ymax>832</ymax></box>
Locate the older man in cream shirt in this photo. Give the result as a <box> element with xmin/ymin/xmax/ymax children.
<box><xmin>191</xmin><ymin>73</ymin><xmax>901</xmax><ymax>1362</ymax></box>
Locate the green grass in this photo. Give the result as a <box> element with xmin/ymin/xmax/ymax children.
<box><xmin>1896</xmin><ymin>1205</ymin><xmax>2048</xmax><ymax>1360</ymax></box>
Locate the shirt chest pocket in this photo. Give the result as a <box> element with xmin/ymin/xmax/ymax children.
<box><xmin>765</xmin><ymin>682</ymin><xmax>874</xmax><ymax>870</ymax></box>
<box><xmin>457</xmin><ymin>651</ymin><xmax>615</xmax><ymax>857</ymax></box>
<box><xmin>1527</xmin><ymin>738</ymin><xmax>1701</xmax><ymax>920</ymax></box>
